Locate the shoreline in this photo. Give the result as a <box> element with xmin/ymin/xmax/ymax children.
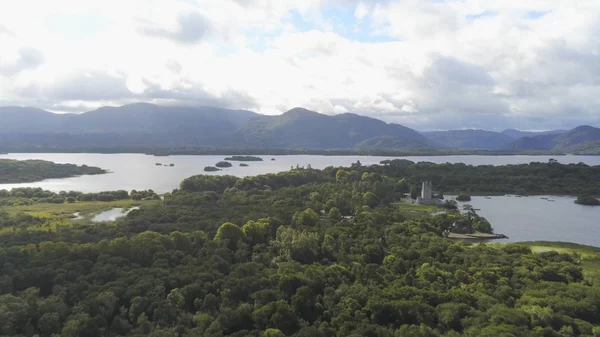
<box><xmin>0</xmin><ymin>148</ymin><xmax>572</xmax><ymax>157</ymax></box>
<box><xmin>448</xmin><ymin>232</ymin><xmax>509</xmax><ymax>240</ymax></box>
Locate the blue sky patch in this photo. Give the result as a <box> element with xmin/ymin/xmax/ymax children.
<box><xmin>526</xmin><ymin>10</ymin><xmax>551</xmax><ymax>19</ymax></box>
<box><xmin>466</xmin><ymin>10</ymin><xmax>499</xmax><ymax>21</ymax></box>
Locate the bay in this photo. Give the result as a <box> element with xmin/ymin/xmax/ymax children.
<box><xmin>455</xmin><ymin>195</ymin><xmax>600</xmax><ymax>248</ymax></box>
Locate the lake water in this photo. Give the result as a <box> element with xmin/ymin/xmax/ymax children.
<box><xmin>455</xmin><ymin>195</ymin><xmax>600</xmax><ymax>247</ymax></box>
<box><xmin>1</xmin><ymin>153</ymin><xmax>600</xmax><ymax>246</ymax></box>
<box><xmin>1</xmin><ymin>153</ymin><xmax>599</xmax><ymax>194</ymax></box>
<box><xmin>92</xmin><ymin>207</ymin><xmax>139</xmax><ymax>222</ymax></box>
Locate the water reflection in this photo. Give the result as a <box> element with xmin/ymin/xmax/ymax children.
<box><xmin>92</xmin><ymin>207</ymin><xmax>139</xmax><ymax>222</ymax></box>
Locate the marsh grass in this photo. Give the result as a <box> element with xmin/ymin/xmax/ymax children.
<box><xmin>0</xmin><ymin>199</ymin><xmax>160</xmax><ymax>234</ymax></box>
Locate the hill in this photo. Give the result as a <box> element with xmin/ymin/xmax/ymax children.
<box><xmin>508</xmin><ymin>125</ymin><xmax>600</xmax><ymax>152</ymax></box>
<box><xmin>0</xmin><ymin>103</ymin><xmax>258</xmax><ymax>147</ymax></box>
<box><xmin>422</xmin><ymin>129</ymin><xmax>514</xmax><ymax>150</ymax></box>
<box><xmin>0</xmin><ymin>105</ymin><xmax>438</xmax><ymax>150</ymax></box>
<box><xmin>233</xmin><ymin>108</ymin><xmax>439</xmax><ymax>149</ymax></box>
<box><xmin>3</xmin><ymin>103</ymin><xmax>598</xmax><ymax>152</ymax></box>
<box><xmin>501</xmin><ymin>128</ymin><xmax>566</xmax><ymax>139</ymax></box>
<box><xmin>0</xmin><ymin>107</ymin><xmax>73</xmax><ymax>133</ymax></box>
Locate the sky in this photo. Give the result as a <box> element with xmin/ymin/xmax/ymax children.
<box><xmin>0</xmin><ymin>0</ymin><xmax>599</xmax><ymax>131</ymax></box>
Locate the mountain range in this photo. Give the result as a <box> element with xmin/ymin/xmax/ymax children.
<box><xmin>1</xmin><ymin>103</ymin><xmax>599</xmax><ymax>153</ymax></box>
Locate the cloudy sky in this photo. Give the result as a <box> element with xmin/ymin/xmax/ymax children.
<box><xmin>0</xmin><ymin>0</ymin><xmax>599</xmax><ymax>131</ymax></box>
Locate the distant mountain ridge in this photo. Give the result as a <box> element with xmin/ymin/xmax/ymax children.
<box><xmin>422</xmin><ymin>129</ymin><xmax>514</xmax><ymax>150</ymax></box>
<box><xmin>501</xmin><ymin>129</ymin><xmax>567</xmax><ymax>139</ymax></box>
<box><xmin>508</xmin><ymin>125</ymin><xmax>600</xmax><ymax>153</ymax></box>
<box><xmin>233</xmin><ymin>107</ymin><xmax>439</xmax><ymax>149</ymax></box>
<box><xmin>0</xmin><ymin>104</ymin><xmax>438</xmax><ymax>150</ymax></box>
<box><xmin>0</xmin><ymin>103</ymin><xmax>598</xmax><ymax>152</ymax></box>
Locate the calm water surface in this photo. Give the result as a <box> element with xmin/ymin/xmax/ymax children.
<box><xmin>455</xmin><ymin>195</ymin><xmax>600</xmax><ymax>247</ymax></box>
<box><xmin>92</xmin><ymin>207</ymin><xmax>139</xmax><ymax>222</ymax></box>
<box><xmin>1</xmin><ymin>153</ymin><xmax>599</xmax><ymax>194</ymax></box>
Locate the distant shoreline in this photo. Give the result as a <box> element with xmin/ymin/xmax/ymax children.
<box><xmin>0</xmin><ymin>147</ymin><xmax>572</xmax><ymax>157</ymax></box>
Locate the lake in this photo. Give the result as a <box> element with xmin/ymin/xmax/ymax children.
<box><xmin>455</xmin><ymin>195</ymin><xmax>600</xmax><ymax>247</ymax></box>
<box><xmin>0</xmin><ymin>153</ymin><xmax>599</xmax><ymax>246</ymax></box>
<box><xmin>1</xmin><ymin>153</ymin><xmax>599</xmax><ymax>194</ymax></box>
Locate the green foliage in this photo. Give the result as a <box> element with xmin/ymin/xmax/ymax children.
<box><xmin>456</xmin><ymin>194</ymin><xmax>471</xmax><ymax>202</ymax></box>
<box><xmin>224</xmin><ymin>156</ymin><xmax>264</xmax><ymax>162</ymax></box>
<box><xmin>263</xmin><ymin>328</ymin><xmax>285</xmax><ymax>337</ymax></box>
<box><xmin>363</xmin><ymin>192</ymin><xmax>379</xmax><ymax>208</ymax></box>
<box><xmin>180</xmin><ymin>175</ymin><xmax>237</xmax><ymax>192</ymax></box>
<box><xmin>0</xmin><ymin>187</ymin><xmax>158</xmax><ymax>206</ymax></box>
<box><xmin>575</xmin><ymin>195</ymin><xmax>600</xmax><ymax>206</ymax></box>
<box><xmin>328</xmin><ymin>207</ymin><xmax>342</xmax><ymax>222</ymax></box>
<box><xmin>443</xmin><ymin>200</ymin><xmax>458</xmax><ymax>210</ymax></box>
<box><xmin>292</xmin><ymin>208</ymin><xmax>320</xmax><ymax>227</ymax></box>
<box><xmin>0</xmin><ymin>159</ymin><xmax>106</xmax><ymax>183</ymax></box>
<box><xmin>379</xmin><ymin>159</ymin><xmax>600</xmax><ymax>196</ymax></box>
<box><xmin>216</xmin><ymin>161</ymin><xmax>233</xmax><ymax>168</ymax></box>
<box><xmin>214</xmin><ymin>222</ymin><xmax>244</xmax><ymax>249</ymax></box>
<box><xmin>0</xmin><ymin>163</ymin><xmax>598</xmax><ymax>337</ymax></box>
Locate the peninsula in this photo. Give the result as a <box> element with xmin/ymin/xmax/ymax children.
<box><xmin>0</xmin><ymin>159</ymin><xmax>106</xmax><ymax>184</ymax></box>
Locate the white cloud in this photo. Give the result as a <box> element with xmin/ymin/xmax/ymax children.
<box><xmin>0</xmin><ymin>0</ymin><xmax>599</xmax><ymax>130</ymax></box>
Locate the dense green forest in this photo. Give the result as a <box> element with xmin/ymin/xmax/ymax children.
<box><xmin>575</xmin><ymin>196</ymin><xmax>600</xmax><ymax>206</ymax></box>
<box><xmin>0</xmin><ymin>159</ymin><xmax>106</xmax><ymax>184</ymax></box>
<box><xmin>0</xmin><ymin>187</ymin><xmax>159</xmax><ymax>206</ymax></box>
<box><xmin>0</xmin><ymin>162</ymin><xmax>599</xmax><ymax>336</ymax></box>
<box><xmin>378</xmin><ymin>159</ymin><xmax>600</xmax><ymax>196</ymax></box>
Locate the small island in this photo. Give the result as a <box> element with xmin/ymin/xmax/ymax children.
<box><xmin>224</xmin><ymin>156</ymin><xmax>263</xmax><ymax>162</ymax></box>
<box><xmin>240</xmin><ymin>163</ymin><xmax>249</xmax><ymax>167</ymax></box>
<box><xmin>575</xmin><ymin>195</ymin><xmax>600</xmax><ymax>206</ymax></box>
<box><xmin>0</xmin><ymin>159</ymin><xmax>106</xmax><ymax>184</ymax></box>
<box><xmin>215</xmin><ymin>161</ymin><xmax>233</xmax><ymax>168</ymax></box>
<box><xmin>203</xmin><ymin>166</ymin><xmax>221</xmax><ymax>172</ymax></box>
<box><xmin>456</xmin><ymin>194</ymin><xmax>472</xmax><ymax>201</ymax></box>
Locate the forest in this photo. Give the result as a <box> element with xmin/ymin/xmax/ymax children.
<box><xmin>378</xmin><ymin>159</ymin><xmax>600</xmax><ymax>196</ymax></box>
<box><xmin>0</xmin><ymin>162</ymin><xmax>599</xmax><ymax>336</ymax></box>
<box><xmin>0</xmin><ymin>187</ymin><xmax>159</xmax><ymax>206</ymax></box>
<box><xmin>0</xmin><ymin>159</ymin><xmax>106</xmax><ymax>184</ymax></box>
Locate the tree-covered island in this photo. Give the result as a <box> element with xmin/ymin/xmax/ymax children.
<box><xmin>215</xmin><ymin>161</ymin><xmax>233</xmax><ymax>168</ymax></box>
<box><xmin>575</xmin><ymin>195</ymin><xmax>600</xmax><ymax>206</ymax></box>
<box><xmin>224</xmin><ymin>156</ymin><xmax>264</xmax><ymax>162</ymax></box>
<box><xmin>0</xmin><ymin>159</ymin><xmax>106</xmax><ymax>183</ymax></box>
<box><xmin>0</xmin><ymin>160</ymin><xmax>599</xmax><ymax>336</ymax></box>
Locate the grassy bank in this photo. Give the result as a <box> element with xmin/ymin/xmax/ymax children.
<box><xmin>396</xmin><ymin>201</ymin><xmax>439</xmax><ymax>212</ymax></box>
<box><xmin>394</xmin><ymin>201</ymin><xmax>440</xmax><ymax>218</ymax></box>
<box><xmin>0</xmin><ymin>199</ymin><xmax>160</xmax><ymax>234</ymax></box>
<box><xmin>3</xmin><ymin>199</ymin><xmax>159</xmax><ymax>218</ymax></box>
<box><xmin>516</xmin><ymin>241</ymin><xmax>600</xmax><ymax>283</ymax></box>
